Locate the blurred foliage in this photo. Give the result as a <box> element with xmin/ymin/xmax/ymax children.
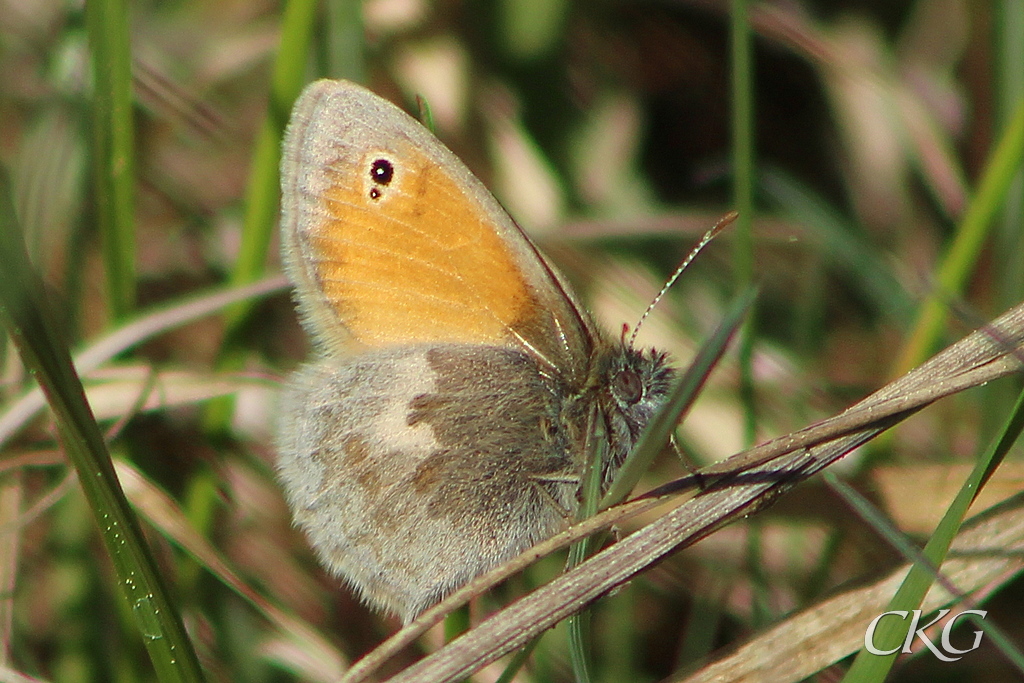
<box><xmin>1</xmin><ymin>0</ymin><xmax>1023</xmax><ymax>681</ymax></box>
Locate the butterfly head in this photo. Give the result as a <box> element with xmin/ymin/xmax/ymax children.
<box><xmin>591</xmin><ymin>342</ymin><xmax>675</xmax><ymax>487</ymax></box>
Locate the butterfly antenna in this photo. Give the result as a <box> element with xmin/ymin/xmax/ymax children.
<box><xmin>628</xmin><ymin>211</ymin><xmax>738</xmax><ymax>349</ymax></box>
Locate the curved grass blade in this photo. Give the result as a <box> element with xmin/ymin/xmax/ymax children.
<box><xmin>0</xmin><ymin>171</ymin><xmax>204</xmax><ymax>682</ymax></box>
<box><xmin>841</xmin><ymin>387</ymin><xmax>1024</xmax><ymax>682</ymax></box>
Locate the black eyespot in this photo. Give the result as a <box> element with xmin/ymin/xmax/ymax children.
<box><xmin>370</xmin><ymin>158</ymin><xmax>394</xmax><ymax>185</ymax></box>
<box><xmin>369</xmin><ymin>187</ymin><xmax>381</xmax><ymax>200</ymax></box>
<box><xmin>612</xmin><ymin>368</ymin><xmax>643</xmax><ymax>405</ymax></box>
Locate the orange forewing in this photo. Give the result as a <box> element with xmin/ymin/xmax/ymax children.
<box><xmin>280</xmin><ymin>79</ymin><xmax>593</xmax><ymax>375</ymax></box>
<box><xmin>308</xmin><ymin>143</ymin><xmax>535</xmax><ymax>347</ymax></box>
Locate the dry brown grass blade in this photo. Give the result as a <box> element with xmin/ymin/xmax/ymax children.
<box><xmin>346</xmin><ymin>301</ymin><xmax>1024</xmax><ymax>683</ymax></box>
<box><xmin>695</xmin><ymin>299</ymin><xmax>1024</xmax><ymax>483</ymax></box>
<box><xmin>676</xmin><ymin>492</ymin><xmax>1024</xmax><ymax>683</ymax></box>
<box><xmin>0</xmin><ymin>275</ymin><xmax>287</xmax><ymax>448</ymax></box>
<box><xmin>82</xmin><ymin>366</ymin><xmax>270</xmax><ymax>421</ymax></box>
<box><xmin>0</xmin><ymin>473</ymin><xmax>21</xmax><ymax>667</ymax></box>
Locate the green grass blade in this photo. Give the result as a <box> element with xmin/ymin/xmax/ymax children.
<box><xmin>567</xmin><ymin>608</ymin><xmax>593</xmax><ymax>683</ymax></box>
<box><xmin>566</xmin><ymin>420</ymin><xmax>608</xmax><ymax>683</ymax></box>
<box><xmin>894</xmin><ymin>98</ymin><xmax>1024</xmax><ymax>377</ymax></box>
<box><xmin>204</xmin><ymin>0</ymin><xmax>319</xmax><ymax>433</ymax></box>
<box><xmin>988</xmin><ymin>1</ymin><xmax>1024</xmax><ymax>434</ymax></box>
<box><xmin>494</xmin><ymin>637</ymin><xmax>540</xmax><ymax>683</ymax></box>
<box><xmin>325</xmin><ymin>0</ymin><xmax>366</xmax><ymax>82</ymax></box>
<box><xmin>841</xmin><ymin>386</ymin><xmax>1024</xmax><ymax>682</ymax></box>
<box><xmin>602</xmin><ymin>286</ymin><xmax>758</xmax><ymax>508</ymax></box>
<box><xmin>995</xmin><ymin>0</ymin><xmax>1024</xmax><ymax>311</ymax></box>
<box><xmin>229</xmin><ymin>0</ymin><xmax>319</xmax><ymax>307</ymax></box>
<box><xmin>0</xmin><ymin>171</ymin><xmax>204</xmax><ymax>682</ymax></box>
<box><xmin>85</xmin><ymin>0</ymin><xmax>136</xmax><ymax>321</ymax></box>
<box><xmin>564</xmin><ymin>288</ymin><xmax>757</xmax><ymax>680</ymax></box>
<box><xmin>731</xmin><ymin>0</ymin><xmax>757</xmax><ymax>448</ymax></box>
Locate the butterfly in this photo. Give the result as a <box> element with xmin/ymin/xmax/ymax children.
<box><xmin>276</xmin><ymin>79</ymin><xmax>674</xmax><ymax>622</ymax></box>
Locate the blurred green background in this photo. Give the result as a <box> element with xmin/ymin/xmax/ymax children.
<box><xmin>1</xmin><ymin>0</ymin><xmax>1023</xmax><ymax>681</ymax></box>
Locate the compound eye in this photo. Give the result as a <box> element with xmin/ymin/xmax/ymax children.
<box><xmin>612</xmin><ymin>368</ymin><xmax>643</xmax><ymax>405</ymax></box>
